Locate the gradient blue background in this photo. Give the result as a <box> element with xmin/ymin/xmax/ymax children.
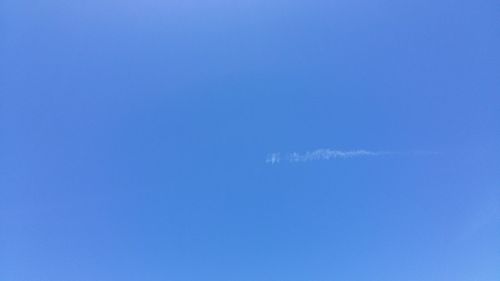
<box><xmin>1</xmin><ymin>0</ymin><xmax>499</xmax><ymax>280</ymax></box>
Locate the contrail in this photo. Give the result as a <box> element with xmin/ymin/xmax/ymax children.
<box><xmin>265</xmin><ymin>149</ymin><xmax>392</xmax><ymax>164</ymax></box>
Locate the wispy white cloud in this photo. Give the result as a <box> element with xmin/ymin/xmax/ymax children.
<box><xmin>266</xmin><ymin>153</ymin><xmax>282</xmax><ymax>164</ymax></box>
<box><xmin>266</xmin><ymin>149</ymin><xmax>392</xmax><ymax>164</ymax></box>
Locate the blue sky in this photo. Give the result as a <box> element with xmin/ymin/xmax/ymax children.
<box><xmin>1</xmin><ymin>0</ymin><xmax>499</xmax><ymax>280</ymax></box>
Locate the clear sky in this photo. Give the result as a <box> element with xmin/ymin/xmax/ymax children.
<box><xmin>1</xmin><ymin>0</ymin><xmax>499</xmax><ymax>280</ymax></box>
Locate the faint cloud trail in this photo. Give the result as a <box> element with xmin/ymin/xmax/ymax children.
<box><xmin>266</xmin><ymin>149</ymin><xmax>394</xmax><ymax>164</ymax></box>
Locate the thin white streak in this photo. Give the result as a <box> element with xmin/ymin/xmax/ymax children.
<box><xmin>288</xmin><ymin>149</ymin><xmax>384</xmax><ymax>162</ymax></box>
<box><xmin>266</xmin><ymin>149</ymin><xmax>392</xmax><ymax>164</ymax></box>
